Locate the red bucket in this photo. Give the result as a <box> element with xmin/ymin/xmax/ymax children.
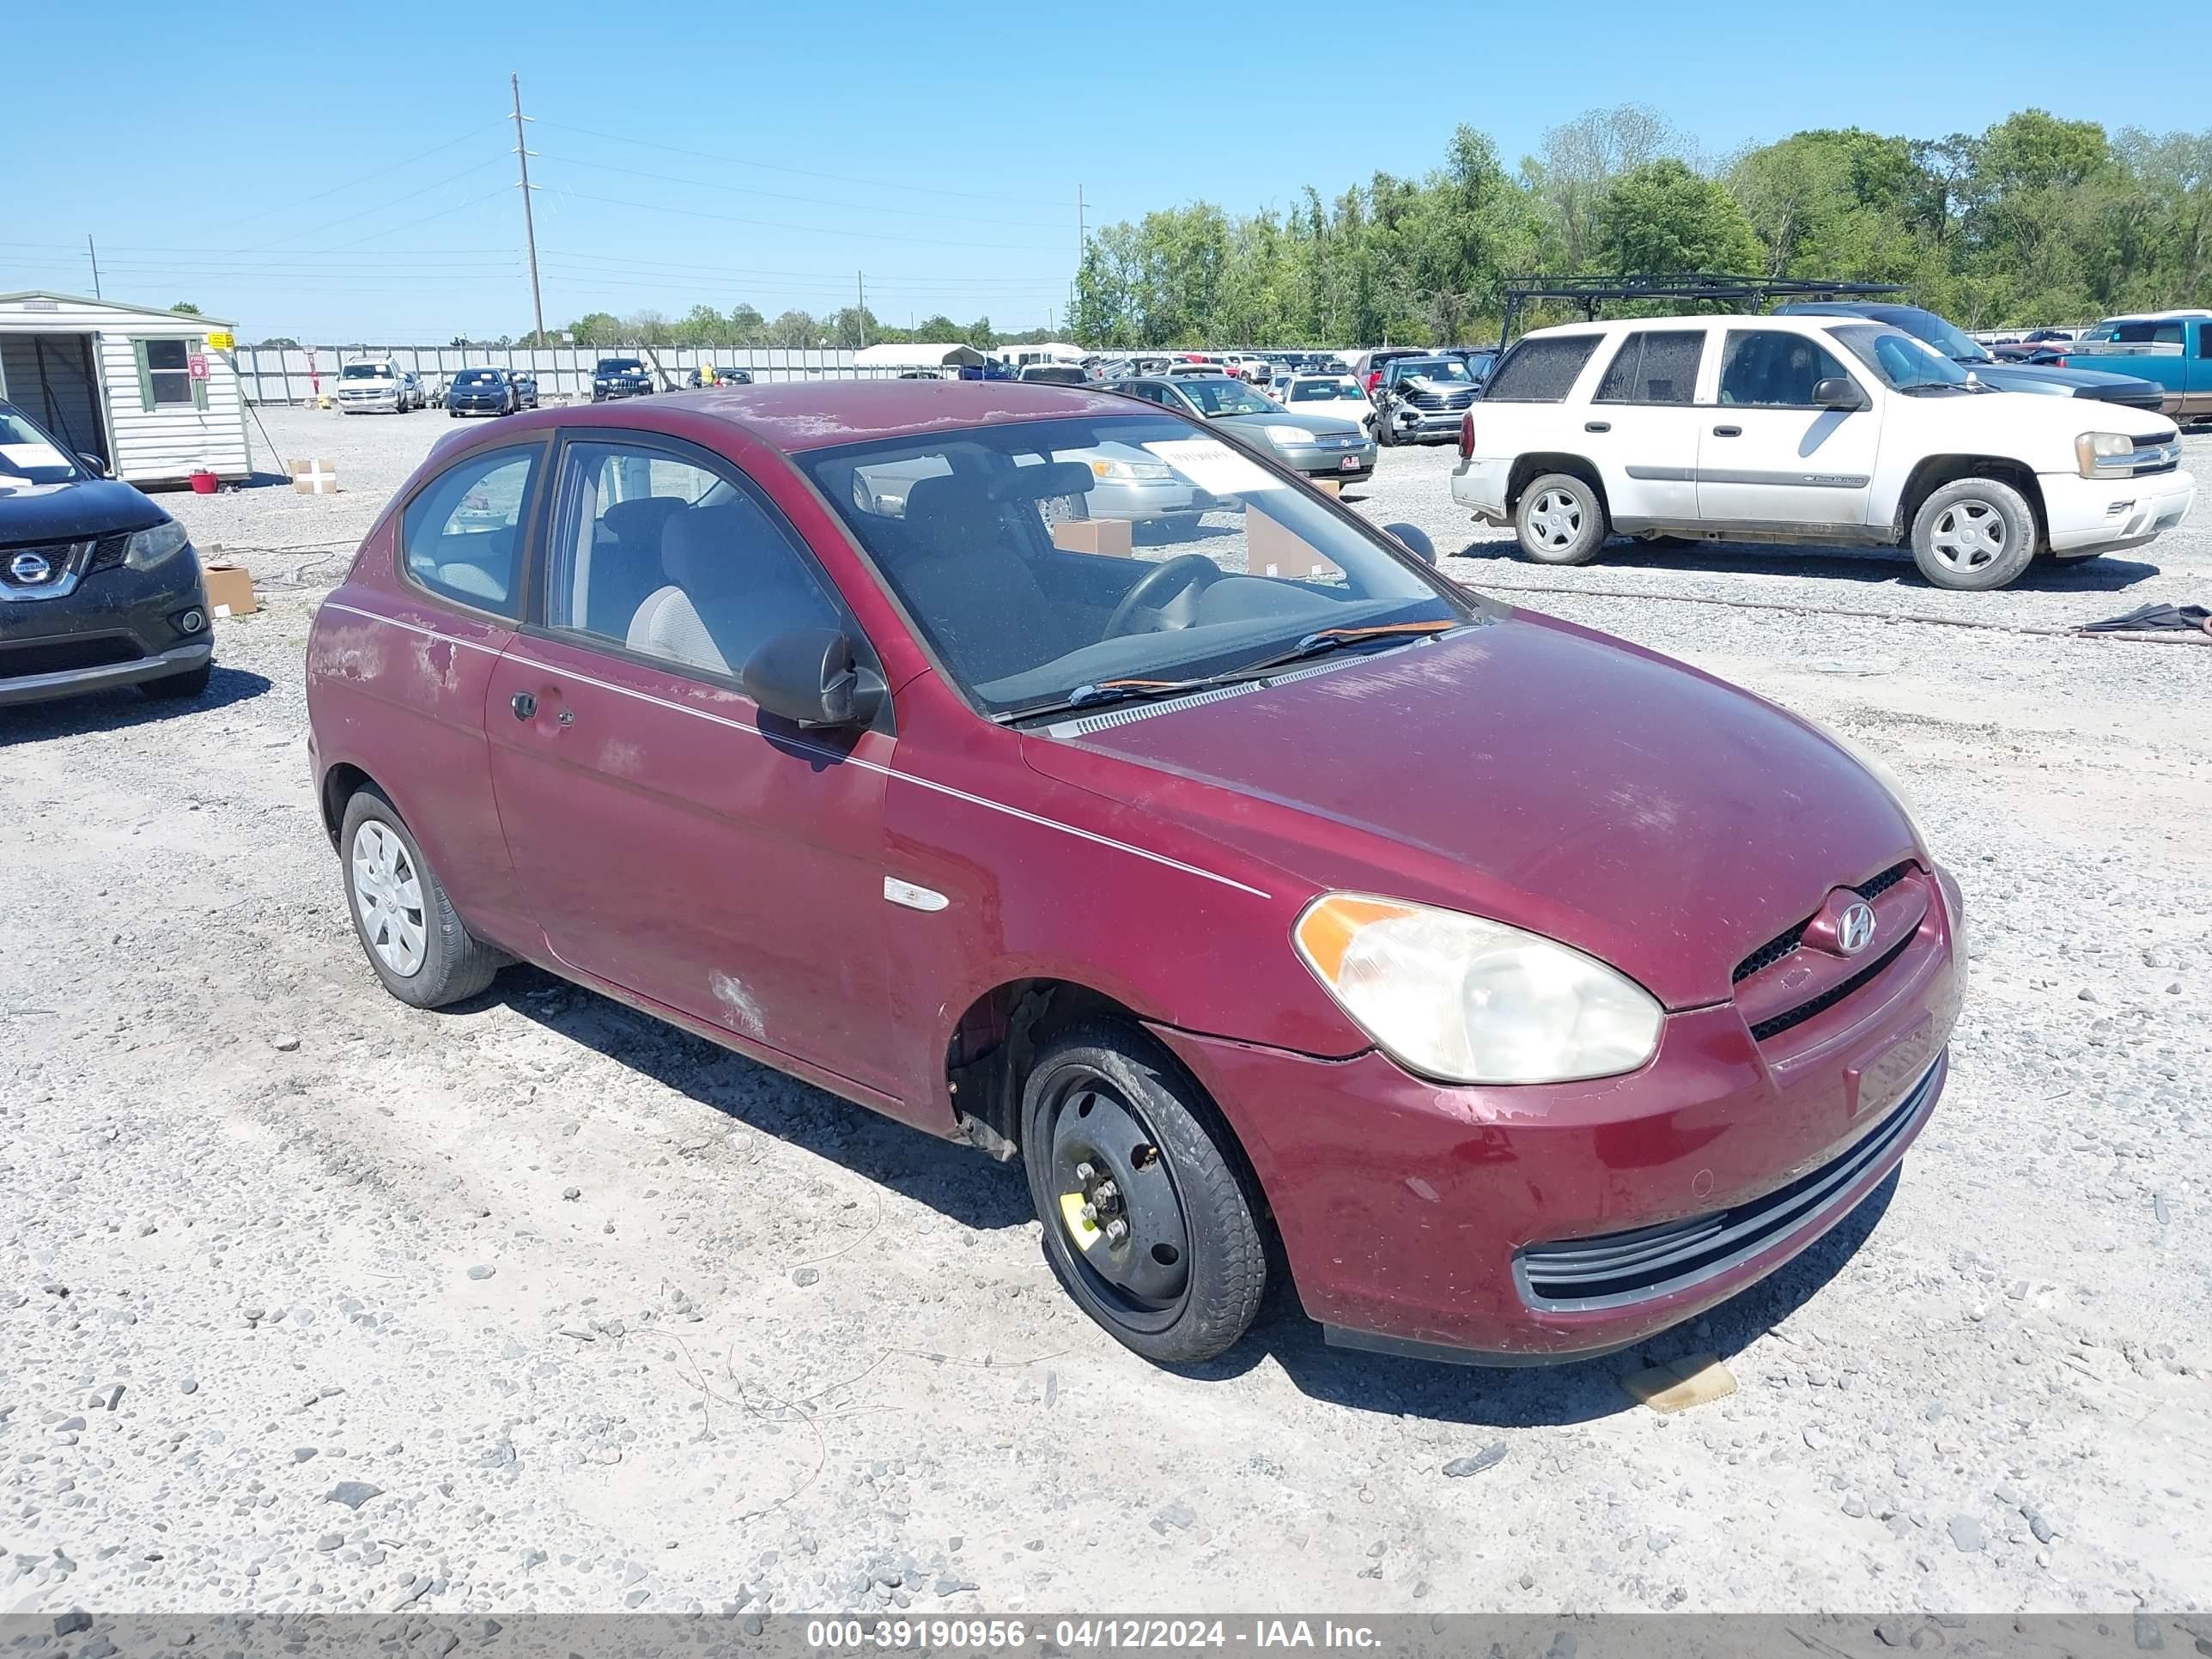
<box><xmin>188</xmin><ymin>470</ymin><xmax>219</xmax><ymax>495</ymax></box>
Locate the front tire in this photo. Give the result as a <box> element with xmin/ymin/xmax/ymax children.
<box><xmin>1020</xmin><ymin>1019</ymin><xmax>1267</xmax><ymax>1366</ymax></box>
<box><xmin>1514</xmin><ymin>471</ymin><xmax>1608</xmax><ymax>565</ymax></box>
<box><xmin>1911</xmin><ymin>477</ymin><xmax>2036</xmax><ymax>590</ymax></box>
<box><xmin>338</xmin><ymin>787</ymin><xmax>501</xmax><ymax>1009</ymax></box>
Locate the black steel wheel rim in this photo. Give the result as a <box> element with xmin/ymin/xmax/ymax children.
<box><xmin>1042</xmin><ymin>1066</ymin><xmax>1192</xmax><ymax>1333</ymax></box>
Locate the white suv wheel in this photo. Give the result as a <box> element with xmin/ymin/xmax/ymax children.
<box><xmin>1513</xmin><ymin>472</ymin><xmax>1607</xmax><ymax>566</ymax></box>
<box><xmin>1528</xmin><ymin>489</ymin><xmax>1583</xmax><ymax>550</ymax></box>
<box><xmin>1910</xmin><ymin>477</ymin><xmax>2036</xmax><ymax>591</ymax></box>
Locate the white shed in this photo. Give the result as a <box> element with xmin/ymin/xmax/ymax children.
<box><xmin>853</xmin><ymin>342</ymin><xmax>988</xmax><ymax>371</ymax></box>
<box><xmin>0</xmin><ymin>291</ymin><xmax>250</xmax><ymax>488</ymax></box>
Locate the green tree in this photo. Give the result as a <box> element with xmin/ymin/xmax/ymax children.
<box><xmin>1594</xmin><ymin>159</ymin><xmax>1763</xmax><ymax>274</ymax></box>
<box><xmin>171</xmin><ymin>301</ymin><xmax>202</xmax><ymax>315</ymax></box>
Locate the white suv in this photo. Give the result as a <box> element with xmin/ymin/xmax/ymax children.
<box><xmin>1450</xmin><ymin>313</ymin><xmax>2196</xmax><ymax>589</ymax></box>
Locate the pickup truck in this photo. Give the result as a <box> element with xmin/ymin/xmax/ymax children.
<box><xmin>1451</xmin><ymin>312</ymin><xmax>2195</xmax><ymax>590</ymax></box>
<box><xmin>2057</xmin><ymin>311</ymin><xmax>2212</xmax><ymax>422</ymax></box>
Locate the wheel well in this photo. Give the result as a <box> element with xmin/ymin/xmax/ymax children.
<box><xmin>319</xmin><ymin>763</ymin><xmax>375</xmax><ymax>845</ymax></box>
<box><xmin>1505</xmin><ymin>453</ymin><xmax>1609</xmax><ymax>520</ymax></box>
<box><xmin>943</xmin><ymin>980</ymin><xmax>1143</xmax><ymax>1159</ymax></box>
<box><xmin>1898</xmin><ymin>456</ymin><xmax>2048</xmax><ymax>550</ymax></box>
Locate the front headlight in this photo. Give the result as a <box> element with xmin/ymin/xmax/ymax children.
<box><xmin>1261</xmin><ymin>424</ymin><xmax>1314</xmax><ymax>447</ymax></box>
<box><xmin>1090</xmin><ymin>458</ymin><xmax>1175</xmax><ymax>482</ymax></box>
<box><xmin>124</xmin><ymin>519</ymin><xmax>191</xmax><ymax>571</ymax></box>
<box><xmin>2075</xmin><ymin>430</ymin><xmax>2133</xmax><ymax>477</ymax></box>
<box><xmin>1293</xmin><ymin>894</ymin><xmax>1662</xmax><ymax>1085</ymax></box>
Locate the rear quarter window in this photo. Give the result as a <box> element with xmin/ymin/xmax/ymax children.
<box><xmin>1483</xmin><ymin>336</ymin><xmax>1602</xmax><ymax>402</ymax></box>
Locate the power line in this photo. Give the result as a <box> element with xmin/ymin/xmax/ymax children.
<box><xmin>255</xmin><ymin>156</ymin><xmax>511</xmax><ymax>250</ymax></box>
<box><xmin>534</xmin><ymin>118</ymin><xmax>1071</xmax><ymax>209</ymax></box>
<box><xmin>538</xmin><ymin>188</ymin><xmax>1060</xmax><ymax>252</ymax></box>
<box><xmin>201</xmin><ymin>121</ymin><xmax>507</xmax><ymax>234</ymax></box>
<box><xmin>531</xmin><ymin>152</ymin><xmax>1066</xmax><ymax>229</ymax></box>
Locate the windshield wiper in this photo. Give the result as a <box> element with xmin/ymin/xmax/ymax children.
<box><xmin>992</xmin><ymin>621</ymin><xmax>1462</xmax><ymax>726</ymax></box>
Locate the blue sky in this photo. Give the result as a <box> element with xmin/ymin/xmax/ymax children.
<box><xmin>10</xmin><ymin>0</ymin><xmax>2198</xmax><ymax>342</ymax></box>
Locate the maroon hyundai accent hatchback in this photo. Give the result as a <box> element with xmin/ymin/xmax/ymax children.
<box><xmin>304</xmin><ymin>381</ymin><xmax>1965</xmax><ymax>1367</ymax></box>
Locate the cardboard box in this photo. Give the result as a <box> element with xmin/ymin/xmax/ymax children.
<box><xmin>1049</xmin><ymin>517</ymin><xmax>1134</xmax><ymax>557</ymax></box>
<box><xmin>202</xmin><ymin>562</ymin><xmax>258</xmax><ymax>619</ymax></box>
<box><xmin>1246</xmin><ymin>501</ymin><xmax>1345</xmax><ymax>581</ymax></box>
<box><xmin>289</xmin><ymin>457</ymin><xmax>339</xmax><ymax>495</ymax></box>
<box><xmin>1310</xmin><ymin>477</ymin><xmax>1342</xmax><ymax>497</ymax></box>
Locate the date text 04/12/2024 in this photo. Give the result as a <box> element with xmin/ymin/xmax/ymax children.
<box><xmin>803</xmin><ymin>1620</ymin><xmax>1382</xmax><ymax>1650</ymax></box>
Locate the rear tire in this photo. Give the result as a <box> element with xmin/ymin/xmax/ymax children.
<box><xmin>1020</xmin><ymin>1018</ymin><xmax>1267</xmax><ymax>1366</ymax></box>
<box><xmin>139</xmin><ymin>661</ymin><xmax>211</xmax><ymax>701</ymax></box>
<box><xmin>1376</xmin><ymin>416</ymin><xmax>1397</xmax><ymax>448</ymax></box>
<box><xmin>338</xmin><ymin>787</ymin><xmax>502</xmax><ymax>1010</ymax></box>
<box><xmin>1514</xmin><ymin>471</ymin><xmax>1608</xmax><ymax>566</ymax></box>
<box><xmin>1910</xmin><ymin>477</ymin><xmax>2036</xmax><ymax>590</ymax></box>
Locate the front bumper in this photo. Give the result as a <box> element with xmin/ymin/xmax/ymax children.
<box><xmin>592</xmin><ymin>384</ymin><xmax>652</xmax><ymax>400</ymax></box>
<box><xmin>447</xmin><ymin>398</ymin><xmax>509</xmax><ymax>414</ymax></box>
<box><xmin>2040</xmin><ymin>466</ymin><xmax>2197</xmax><ymax>553</ymax></box>
<box><xmin>1274</xmin><ymin>440</ymin><xmax>1376</xmax><ymax>479</ymax></box>
<box><xmin>1152</xmin><ymin>876</ymin><xmax>1962</xmax><ymax>1364</ymax></box>
<box><xmin>338</xmin><ymin>392</ymin><xmax>403</xmax><ymax>412</ymax></box>
<box><xmin>1085</xmin><ymin>478</ymin><xmax>1212</xmax><ymax>521</ymax></box>
<box><xmin>1389</xmin><ymin>406</ymin><xmax>1469</xmax><ymax>441</ymax></box>
<box><xmin>1</xmin><ymin>553</ymin><xmax>213</xmax><ymax>707</ymax></box>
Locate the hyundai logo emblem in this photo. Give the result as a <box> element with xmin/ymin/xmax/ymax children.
<box><xmin>8</xmin><ymin>550</ymin><xmax>52</xmax><ymax>585</ymax></box>
<box><xmin>1836</xmin><ymin>902</ymin><xmax>1877</xmax><ymax>957</ymax></box>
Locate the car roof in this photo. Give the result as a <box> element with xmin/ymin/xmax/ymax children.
<box><xmin>1517</xmin><ymin>313</ymin><xmax>1844</xmax><ymax>341</ymax></box>
<box><xmin>531</xmin><ymin>379</ymin><xmax>1154</xmax><ymax>453</ymax></box>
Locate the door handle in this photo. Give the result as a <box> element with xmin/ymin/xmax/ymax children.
<box><xmin>1584</xmin><ymin>421</ymin><xmax>1611</xmax><ymax>433</ymax></box>
<box><xmin>1711</xmin><ymin>424</ymin><xmax>1742</xmax><ymax>437</ymax></box>
<box><xmin>509</xmin><ymin>691</ymin><xmax>536</xmax><ymax>720</ymax></box>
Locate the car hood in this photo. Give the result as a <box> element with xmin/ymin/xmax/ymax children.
<box><xmin>0</xmin><ymin>477</ymin><xmax>167</xmax><ymax>544</ymax></box>
<box><xmin>1019</xmin><ymin>611</ymin><xmax>1919</xmax><ymax>1009</ymax></box>
<box><xmin>1216</xmin><ymin>409</ymin><xmax>1364</xmax><ymax>439</ymax></box>
<box><xmin>1965</xmin><ymin>360</ymin><xmax>2164</xmax><ymax>402</ymax></box>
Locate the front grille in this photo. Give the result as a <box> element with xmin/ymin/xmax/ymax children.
<box><xmin>85</xmin><ymin>532</ymin><xmax>131</xmax><ymax>573</ymax></box>
<box><xmin>1748</xmin><ymin>931</ymin><xmax>1913</xmax><ymax>1042</ymax></box>
<box><xmin>0</xmin><ymin>635</ymin><xmax>143</xmax><ymax>679</ymax></box>
<box><xmin>1516</xmin><ymin>1058</ymin><xmax>1938</xmax><ymax>1311</ymax></box>
<box><xmin>1407</xmin><ymin>388</ymin><xmax>1477</xmax><ymax>410</ymax></box>
<box><xmin>1731</xmin><ymin>861</ymin><xmax>1913</xmax><ymax>984</ymax></box>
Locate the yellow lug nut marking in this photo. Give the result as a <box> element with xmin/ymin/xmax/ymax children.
<box><xmin>1058</xmin><ymin>1192</ymin><xmax>1103</xmax><ymax>1250</ymax></box>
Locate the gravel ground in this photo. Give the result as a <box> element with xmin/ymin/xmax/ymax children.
<box><xmin>3</xmin><ymin>405</ymin><xmax>2208</xmax><ymax>1620</ymax></box>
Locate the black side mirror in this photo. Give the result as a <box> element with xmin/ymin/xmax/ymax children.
<box><xmin>77</xmin><ymin>452</ymin><xmax>109</xmax><ymax>477</ymax></box>
<box><xmin>742</xmin><ymin>628</ymin><xmax>884</xmax><ymax>731</ymax></box>
<box><xmin>1814</xmin><ymin>376</ymin><xmax>1869</xmax><ymax>410</ymax></box>
<box><xmin>1382</xmin><ymin>522</ymin><xmax>1437</xmax><ymax>565</ymax></box>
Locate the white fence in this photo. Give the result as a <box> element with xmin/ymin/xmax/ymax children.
<box><xmin>230</xmin><ymin>343</ymin><xmax>899</xmax><ymax>404</ymax></box>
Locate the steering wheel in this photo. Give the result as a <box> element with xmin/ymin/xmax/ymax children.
<box><xmin>1103</xmin><ymin>555</ymin><xmax>1223</xmax><ymax>639</ymax></box>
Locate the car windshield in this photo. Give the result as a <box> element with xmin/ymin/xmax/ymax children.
<box><xmin>792</xmin><ymin>413</ymin><xmax>1476</xmax><ymax>719</ymax></box>
<box><xmin>599</xmin><ymin>360</ymin><xmax>644</xmax><ymax>374</ymax></box>
<box><xmin>1289</xmin><ymin>380</ymin><xmax>1364</xmax><ymax>400</ymax></box>
<box><xmin>1886</xmin><ymin>308</ymin><xmax>1990</xmax><ymax>362</ymax></box>
<box><xmin>456</xmin><ymin>370</ymin><xmax>500</xmax><ymax>384</ymax></box>
<box><xmin>0</xmin><ymin>407</ymin><xmax>84</xmax><ymax>485</ymax></box>
<box><xmin>1828</xmin><ymin>325</ymin><xmax>1975</xmax><ymax>392</ymax></box>
<box><xmin>1176</xmin><ymin>379</ymin><xmax>1278</xmax><ymax>416</ymax></box>
<box><xmin>1397</xmin><ymin>359</ymin><xmax>1474</xmax><ymax>382</ymax></box>
<box><xmin>341</xmin><ymin>364</ymin><xmax>392</xmax><ymax>380</ymax></box>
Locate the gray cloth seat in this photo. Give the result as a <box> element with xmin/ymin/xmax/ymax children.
<box><xmin>626</xmin><ymin>500</ymin><xmax>836</xmax><ymax>678</ymax></box>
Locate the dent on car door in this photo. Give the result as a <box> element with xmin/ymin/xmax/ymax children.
<box><xmin>1698</xmin><ymin>330</ymin><xmax>1879</xmax><ymax>528</ymax></box>
<box><xmin>482</xmin><ymin>434</ymin><xmax>908</xmax><ymax>1104</ymax></box>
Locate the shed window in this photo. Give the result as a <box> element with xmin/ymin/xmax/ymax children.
<box><xmin>143</xmin><ymin>340</ymin><xmax>194</xmax><ymax>406</ymax></box>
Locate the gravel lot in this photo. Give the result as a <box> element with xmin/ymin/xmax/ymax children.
<box><xmin>3</xmin><ymin>404</ymin><xmax>2208</xmax><ymax>1620</ymax></box>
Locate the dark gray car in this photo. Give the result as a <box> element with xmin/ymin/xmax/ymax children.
<box><xmin>1108</xmin><ymin>374</ymin><xmax>1376</xmax><ymax>481</ymax></box>
<box><xmin>1778</xmin><ymin>302</ymin><xmax>2165</xmax><ymax>413</ymax></box>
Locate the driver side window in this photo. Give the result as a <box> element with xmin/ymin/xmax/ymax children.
<box><xmin>1718</xmin><ymin>331</ymin><xmax>1850</xmax><ymax>408</ymax></box>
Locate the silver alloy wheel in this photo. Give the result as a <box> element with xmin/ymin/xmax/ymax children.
<box><xmin>1928</xmin><ymin>499</ymin><xmax>2006</xmax><ymax>573</ymax></box>
<box><xmin>1528</xmin><ymin>487</ymin><xmax>1584</xmax><ymax>551</ymax></box>
<box><xmin>350</xmin><ymin>821</ymin><xmax>427</xmax><ymax>977</ymax></box>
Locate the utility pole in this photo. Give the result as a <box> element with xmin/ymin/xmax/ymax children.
<box><xmin>1074</xmin><ymin>183</ymin><xmax>1086</xmax><ymax>339</ymax></box>
<box><xmin>510</xmin><ymin>74</ymin><xmax>546</xmax><ymax>347</ymax></box>
<box><xmin>855</xmin><ymin>271</ymin><xmax>866</xmax><ymax>347</ymax></box>
<box><xmin>86</xmin><ymin>235</ymin><xmax>102</xmax><ymax>300</ymax></box>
